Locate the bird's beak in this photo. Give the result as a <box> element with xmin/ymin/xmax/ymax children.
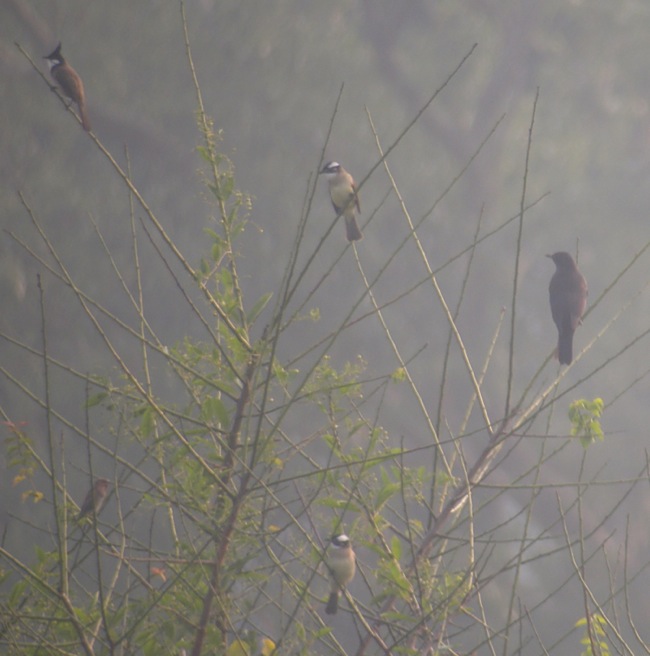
<box><xmin>545</xmin><ymin>254</ymin><xmax>552</xmax><ymax>259</ymax></box>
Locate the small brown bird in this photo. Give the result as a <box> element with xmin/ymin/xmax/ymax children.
<box><xmin>325</xmin><ymin>534</ymin><xmax>356</xmax><ymax>615</ymax></box>
<box><xmin>319</xmin><ymin>161</ymin><xmax>363</xmax><ymax>242</ymax></box>
<box><xmin>547</xmin><ymin>251</ymin><xmax>588</xmax><ymax>365</ymax></box>
<box><xmin>77</xmin><ymin>478</ymin><xmax>109</xmax><ymax>520</ymax></box>
<box><xmin>44</xmin><ymin>43</ymin><xmax>91</xmax><ymax>131</ymax></box>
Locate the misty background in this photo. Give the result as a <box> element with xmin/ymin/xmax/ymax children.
<box><xmin>3</xmin><ymin>0</ymin><xmax>650</xmax><ymax>649</ymax></box>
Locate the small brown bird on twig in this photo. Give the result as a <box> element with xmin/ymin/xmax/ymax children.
<box><xmin>77</xmin><ymin>478</ymin><xmax>109</xmax><ymax>520</ymax></box>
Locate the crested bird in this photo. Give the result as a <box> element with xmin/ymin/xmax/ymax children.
<box><xmin>320</xmin><ymin>161</ymin><xmax>363</xmax><ymax>241</ymax></box>
<box><xmin>44</xmin><ymin>43</ymin><xmax>91</xmax><ymax>131</ymax></box>
<box><xmin>325</xmin><ymin>533</ymin><xmax>356</xmax><ymax>615</ymax></box>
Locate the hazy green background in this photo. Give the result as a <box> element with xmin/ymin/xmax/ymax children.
<box><xmin>3</xmin><ymin>0</ymin><xmax>650</xmax><ymax>648</ymax></box>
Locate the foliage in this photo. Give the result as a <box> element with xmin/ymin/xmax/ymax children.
<box><xmin>576</xmin><ymin>614</ymin><xmax>610</xmax><ymax>656</ymax></box>
<box><xmin>569</xmin><ymin>398</ymin><xmax>605</xmax><ymax>448</ymax></box>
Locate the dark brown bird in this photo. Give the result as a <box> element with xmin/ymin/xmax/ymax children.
<box><xmin>547</xmin><ymin>252</ymin><xmax>587</xmax><ymax>365</ymax></box>
<box><xmin>77</xmin><ymin>478</ymin><xmax>109</xmax><ymax>520</ymax></box>
<box><xmin>44</xmin><ymin>43</ymin><xmax>91</xmax><ymax>131</ymax></box>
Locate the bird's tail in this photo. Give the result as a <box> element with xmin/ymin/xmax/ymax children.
<box><xmin>325</xmin><ymin>592</ymin><xmax>339</xmax><ymax>615</ymax></box>
<box><xmin>345</xmin><ymin>216</ymin><xmax>362</xmax><ymax>242</ymax></box>
<box><xmin>78</xmin><ymin>101</ymin><xmax>91</xmax><ymax>131</ymax></box>
<box><xmin>557</xmin><ymin>329</ymin><xmax>574</xmax><ymax>365</ymax></box>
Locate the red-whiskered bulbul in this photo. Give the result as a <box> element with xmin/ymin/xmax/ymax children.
<box><xmin>44</xmin><ymin>43</ymin><xmax>91</xmax><ymax>131</ymax></box>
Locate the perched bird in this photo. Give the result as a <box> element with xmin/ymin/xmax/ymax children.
<box><xmin>325</xmin><ymin>533</ymin><xmax>356</xmax><ymax>615</ymax></box>
<box><xmin>44</xmin><ymin>43</ymin><xmax>91</xmax><ymax>131</ymax></box>
<box><xmin>319</xmin><ymin>161</ymin><xmax>363</xmax><ymax>242</ymax></box>
<box><xmin>77</xmin><ymin>478</ymin><xmax>109</xmax><ymax>520</ymax></box>
<box><xmin>547</xmin><ymin>252</ymin><xmax>588</xmax><ymax>365</ymax></box>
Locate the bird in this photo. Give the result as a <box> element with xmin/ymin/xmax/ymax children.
<box><xmin>547</xmin><ymin>251</ymin><xmax>588</xmax><ymax>365</ymax></box>
<box><xmin>325</xmin><ymin>533</ymin><xmax>356</xmax><ymax>615</ymax></box>
<box><xmin>319</xmin><ymin>161</ymin><xmax>363</xmax><ymax>242</ymax></box>
<box><xmin>44</xmin><ymin>43</ymin><xmax>91</xmax><ymax>131</ymax></box>
<box><xmin>77</xmin><ymin>478</ymin><xmax>109</xmax><ymax>520</ymax></box>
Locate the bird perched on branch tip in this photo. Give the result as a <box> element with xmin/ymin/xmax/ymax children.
<box><xmin>547</xmin><ymin>251</ymin><xmax>587</xmax><ymax>365</ymax></box>
<box><xmin>320</xmin><ymin>161</ymin><xmax>363</xmax><ymax>242</ymax></box>
<box><xmin>44</xmin><ymin>42</ymin><xmax>91</xmax><ymax>131</ymax></box>
<box><xmin>325</xmin><ymin>533</ymin><xmax>356</xmax><ymax>615</ymax></box>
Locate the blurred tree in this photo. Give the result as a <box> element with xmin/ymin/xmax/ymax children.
<box><xmin>3</xmin><ymin>2</ymin><xmax>650</xmax><ymax>654</ymax></box>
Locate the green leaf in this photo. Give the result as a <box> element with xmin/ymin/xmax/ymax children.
<box><xmin>221</xmin><ymin>175</ymin><xmax>234</xmax><ymax>200</ymax></box>
<box><xmin>247</xmin><ymin>292</ymin><xmax>272</xmax><ymax>325</ymax></box>
<box><xmin>202</xmin><ymin>396</ymin><xmax>230</xmax><ymax>426</ymax></box>
<box><xmin>318</xmin><ymin>497</ymin><xmax>360</xmax><ymax>512</ymax></box>
<box><xmin>139</xmin><ymin>406</ymin><xmax>155</xmax><ymax>438</ymax></box>
<box><xmin>391</xmin><ymin>367</ymin><xmax>407</xmax><ymax>382</ymax></box>
<box><xmin>85</xmin><ymin>392</ymin><xmax>108</xmax><ymax>408</ymax></box>
<box><xmin>569</xmin><ymin>398</ymin><xmax>605</xmax><ymax>448</ymax></box>
<box><xmin>203</xmin><ymin>228</ymin><xmax>220</xmax><ymax>241</ymax></box>
<box><xmin>196</xmin><ymin>145</ymin><xmax>212</xmax><ymax>163</ymax></box>
<box><xmin>375</xmin><ymin>480</ymin><xmax>400</xmax><ymax>509</ymax></box>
